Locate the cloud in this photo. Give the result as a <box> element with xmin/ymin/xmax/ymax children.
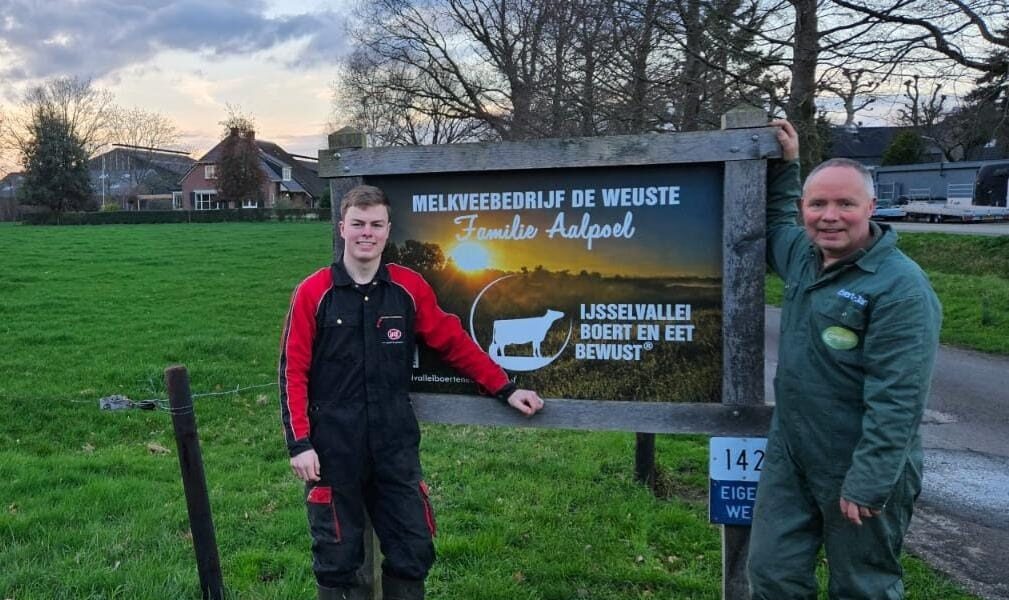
<box><xmin>0</xmin><ymin>0</ymin><xmax>349</xmax><ymax>82</ymax></box>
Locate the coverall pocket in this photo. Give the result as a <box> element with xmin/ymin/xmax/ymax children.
<box><xmin>418</xmin><ymin>481</ymin><xmax>437</xmax><ymax>537</ymax></box>
<box><xmin>815</xmin><ymin>297</ymin><xmax>867</xmax><ymax>331</ymax></box>
<box><xmin>318</xmin><ymin>313</ymin><xmax>361</xmax><ymax>362</ymax></box>
<box><xmin>307</xmin><ymin>485</ymin><xmax>342</xmax><ymax>543</ymax></box>
<box><xmin>814</xmin><ymin>297</ymin><xmax>867</xmax><ymax>357</ymax></box>
<box><xmin>377</xmin><ymin>314</ymin><xmax>411</xmax><ymax>372</ymax></box>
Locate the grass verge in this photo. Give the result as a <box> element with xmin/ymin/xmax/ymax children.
<box><xmin>766</xmin><ymin>232</ymin><xmax>1009</xmax><ymax>354</ymax></box>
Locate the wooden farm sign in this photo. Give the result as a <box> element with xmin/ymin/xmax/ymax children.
<box><xmin>319</xmin><ymin>106</ymin><xmax>780</xmax><ymax>600</ymax></box>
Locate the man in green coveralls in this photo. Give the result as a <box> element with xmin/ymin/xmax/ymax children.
<box><xmin>748</xmin><ymin>120</ymin><xmax>942</xmax><ymax>599</ymax></box>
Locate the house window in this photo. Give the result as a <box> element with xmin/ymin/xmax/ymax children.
<box><xmin>282</xmin><ymin>167</ymin><xmax>292</xmax><ymax>181</ymax></box>
<box><xmin>172</xmin><ymin>191</ymin><xmax>183</xmax><ymax>210</ymax></box>
<box><xmin>194</xmin><ymin>191</ymin><xmax>220</xmax><ymax>210</ymax></box>
<box><xmin>204</xmin><ymin>165</ymin><xmax>216</xmax><ymax>179</ymax></box>
<box><xmin>242</xmin><ymin>198</ymin><xmax>258</xmax><ymax>209</ymax></box>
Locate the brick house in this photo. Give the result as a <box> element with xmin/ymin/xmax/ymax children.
<box><xmin>178</xmin><ymin>130</ymin><xmax>324</xmax><ymax>210</ymax></box>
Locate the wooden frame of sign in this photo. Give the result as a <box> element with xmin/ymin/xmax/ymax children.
<box><xmin>319</xmin><ymin>106</ymin><xmax>777</xmax><ymax>600</ymax></box>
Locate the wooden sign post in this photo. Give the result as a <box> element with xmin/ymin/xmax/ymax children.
<box><xmin>319</xmin><ymin>106</ymin><xmax>776</xmax><ymax>600</ymax></box>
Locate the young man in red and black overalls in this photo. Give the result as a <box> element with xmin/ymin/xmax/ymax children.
<box><xmin>279</xmin><ymin>185</ymin><xmax>544</xmax><ymax>600</ymax></box>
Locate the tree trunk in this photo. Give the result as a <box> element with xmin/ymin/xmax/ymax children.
<box><xmin>787</xmin><ymin>0</ymin><xmax>822</xmax><ymax>175</ymax></box>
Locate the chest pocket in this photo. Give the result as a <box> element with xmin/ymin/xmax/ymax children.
<box><xmin>814</xmin><ymin>296</ymin><xmax>867</xmax><ymax>352</ymax></box>
<box><xmin>376</xmin><ymin>314</ymin><xmax>411</xmax><ymax>368</ymax></box>
<box><xmin>376</xmin><ymin>315</ymin><xmax>407</xmax><ymax>343</ymax></box>
<box><xmin>317</xmin><ymin>312</ymin><xmax>362</xmax><ymax>362</ymax></box>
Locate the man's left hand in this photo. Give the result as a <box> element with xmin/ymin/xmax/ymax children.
<box><xmin>506</xmin><ymin>389</ymin><xmax>544</xmax><ymax>416</ymax></box>
<box><xmin>840</xmin><ymin>497</ymin><xmax>881</xmax><ymax>526</ymax></box>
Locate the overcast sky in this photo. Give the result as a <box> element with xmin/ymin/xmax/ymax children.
<box><xmin>0</xmin><ymin>0</ymin><xmax>351</xmax><ymax>172</ymax></box>
<box><xmin>0</xmin><ymin>1</ymin><xmax>983</xmax><ymax>178</ymax></box>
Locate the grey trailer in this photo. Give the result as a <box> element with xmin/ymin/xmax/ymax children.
<box><xmin>873</xmin><ymin>160</ymin><xmax>1009</xmax><ymax>222</ymax></box>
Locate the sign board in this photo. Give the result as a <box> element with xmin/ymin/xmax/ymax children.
<box><xmin>709</xmin><ymin>436</ymin><xmax>766</xmax><ymax>525</ymax></box>
<box><xmin>321</xmin><ymin>120</ymin><xmax>779</xmax><ymax>433</ymax></box>
<box><xmin>370</xmin><ymin>163</ymin><xmax>722</xmax><ymax>403</ymax></box>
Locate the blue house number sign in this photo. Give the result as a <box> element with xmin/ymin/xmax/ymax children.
<box><xmin>709</xmin><ymin>437</ymin><xmax>767</xmax><ymax>525</ymax></box>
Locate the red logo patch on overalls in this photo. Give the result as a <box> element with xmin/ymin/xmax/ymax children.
<box><xmin>387</xmin><ymin>328</ymin><xmax>403</xmax><ymax>341</ymax></box>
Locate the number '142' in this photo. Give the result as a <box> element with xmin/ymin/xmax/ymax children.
<box><xmin>726</xmin><ymin>448</ymin><xmax>764</xmax><ymax>472</ymax></box>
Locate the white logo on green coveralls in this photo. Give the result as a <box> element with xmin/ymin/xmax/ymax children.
<box><xmin>821</xmin><ymin>326</ymin><xmax>859</xmax><ymax>350</ymax></box>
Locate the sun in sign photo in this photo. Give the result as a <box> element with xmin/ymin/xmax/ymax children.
<box><xmin>449</xmin><ymin>242</ymin><xmax>491</xmax><ymax>272</ymax></box>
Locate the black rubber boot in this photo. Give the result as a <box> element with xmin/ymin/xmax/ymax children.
<box><xmin>317</xmin><ymin>583</ymin><xmax>368</xmax><ymax>600</ymax></box>
<box><xmin>382</xmin><ymin>574</ymin><xmax>425</xmax><ymax>600</ymax></box>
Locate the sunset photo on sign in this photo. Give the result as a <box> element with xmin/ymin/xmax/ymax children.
<box><xmin>373</xmin><ymin>163</ymin><xmax>724</xmax><ymax>403</ymax></box>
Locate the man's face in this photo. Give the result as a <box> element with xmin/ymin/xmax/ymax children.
<box><xmin>801</xmin><ymin>166</ymin><xmax>876</xmax><ymax>262</ymax></box>
<box><xmin>339</xmin><ymin>204</ymin><xmax>390</xmax><ymax>265</ymax></box>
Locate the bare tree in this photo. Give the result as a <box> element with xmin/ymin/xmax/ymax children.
<box><xmin>1</xmin><ymin>77</ymin><xmax>115</xmax><ymax>160</ymax></box>
<box><xmin>219</xmin><ymin>103</ymin><xmax>258</xmax><ymax>139</ymax></box>
<box><xmin>896</xmin><ymin>75</ymin><xmax>947</xmax><ymax>128</ymax></box>
<box><xmin>829</xmin><ymin>0</ymin><xmax>1009</xmax><ymax>73</ymax></box>
<box><xmin>827</xmin><ymin>2</ymin><xmax>1008</xmax><ymax>156</ymax></box>
<box><xmin>336</xmin><ymin>0</ymin><xmax>1006</xmax><ymax>172</ymax></box>
<box><xmin>822</xmin><ymin>68</ymin><xmax>881</xmax><ymax>127</ymax></box>
<box><xmin>889</xmin><ymin>72</ymin><xmax>1001</xmax><ymax>162</ymax></box>
<box><xmin>657</xmin><ymin>0</ymin><xmax>989</xmax><ymax>169</ymax></box>
<box><xmin>0</xmin><ymin>109</ymin><xmax>15</xmax><ymax>176</ymax></box>
<box><xmin>658</xmin><ymin>0</ymin><xmax>783</xmax><ymax>132</ymax></box>
<box><xmin>109</xmin><ymin>107</ymin><xmax>179</xmax><ymax>151</ymax></box>
<box><xmin>105</xmin><ymin>107</ymin><xmax>182</xmax><ymax>200</ymax></box>
<box><xmin>333</xmin><ymin>50</ymin><xmax>490</xmax><ymax>146</ymax></box>
<box><xmin>338</xmin><ymin>0</ymin><xmax>781</xmax><ymax>143</ymax></box>
<box><xmin>344</xmin><ymin>0</ymin><xmax>541</xmax><ymax>140</ymax></box>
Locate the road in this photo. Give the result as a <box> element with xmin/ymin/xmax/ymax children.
<box><xmin>764</xmin><ymin>306</ymin><xmax>1009</xmax><ymax>600</ymax></box>
<box><xmin>890</xmin><ymin>221</ymin><xmax>1009</xmax><ymax>236</ymax></box>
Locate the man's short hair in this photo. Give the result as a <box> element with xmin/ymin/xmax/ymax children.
<box><xmin>340</xmin><ymin>185</ymin><xmax>391</xmax><ymax>219</ymax></box>
<box><xmin>802</xmin><ymin>158</ymin><xmax>875</xmax><ymax>200</ymax></box>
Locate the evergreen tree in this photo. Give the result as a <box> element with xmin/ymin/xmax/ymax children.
<box><xmin>216</xmin><ymin>126</ymin><xmax>265</xmax><ymax>208</ymax></box>
<box><xmin>18</xmin><ymin>108</ymin><xmax>92</xmax><ymax>213</ymax></box>
<box><xmin>880</xmin><ymin>130</ymin><xmax>926</xmax><ymax>166</ymax></box>
<box><xmin>963</xmin><ymin>31</ymin><xmax>1009</xmax><ymax>156</ymax></box>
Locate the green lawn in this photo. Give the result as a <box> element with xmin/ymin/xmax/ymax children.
<box><xmin>0</xmin><ymin>222</ymin><xmax>981</xmax><ymax>599</ymax></box>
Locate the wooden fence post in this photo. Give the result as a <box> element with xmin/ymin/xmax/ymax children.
<box><xmin>326</xmin><ymin>128</ymin><xmax>383</xmax><ymax>600</ymax></box>
<box><xmin>327</xmin><ymin>127</ymin><xmax>367</xmax><ymax>259</ymax></box>
<box><xmin>720</xmin><ymin>104</ymin><xmax>769</xmax><ymax>600</ymax></box>
<box><xmin>634</xmin><ymin>432</ymin><xmax>656</xmax><ymax>489</ymax></box>
<box><xmin>165</xmin><ymin>365</ymin><xmax>225</xmax><ymax>600</ymax></box>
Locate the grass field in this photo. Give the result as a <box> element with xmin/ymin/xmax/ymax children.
<box><xmin>0</xmin><ymin>222</ymin><xmax>982</xmax><ymax>599</ymax></box>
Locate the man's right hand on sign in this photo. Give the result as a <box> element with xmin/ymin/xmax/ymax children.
<box><xmin>770</xmin><ymin>119</ymin><xmax>799</xmax><ymax>161</ymax></box>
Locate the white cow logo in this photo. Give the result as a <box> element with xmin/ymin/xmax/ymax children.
<box><xmin>468</xmin><ymin>275</ymin><xmax>573</xmax><ymax>372</ymax></box>
<box><xmin>488</xmin><ymin>309</ymin><xmax>565</xmax><ymax>358</ymax></box>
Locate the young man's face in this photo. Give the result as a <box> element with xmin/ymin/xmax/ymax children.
<box><xmin>801</xmin><ymin>166</ymin><xmax>876</xmax><ymax>262</ymax></box>
<box><xmin>339</xmin><ymin>204</ymin><xmax>390</xmax><ymax>265</ymax></box>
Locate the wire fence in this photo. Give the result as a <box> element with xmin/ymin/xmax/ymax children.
<box><xmin>91</xmin><ymin>382</ymin><xmax>278</xmax><ymax>413</ymax></box>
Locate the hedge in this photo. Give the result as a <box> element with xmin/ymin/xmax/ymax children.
<box><xmin>20</xmin><ymin>208</ymin><xmax>332</xmax><ymax>225</ymax></box>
